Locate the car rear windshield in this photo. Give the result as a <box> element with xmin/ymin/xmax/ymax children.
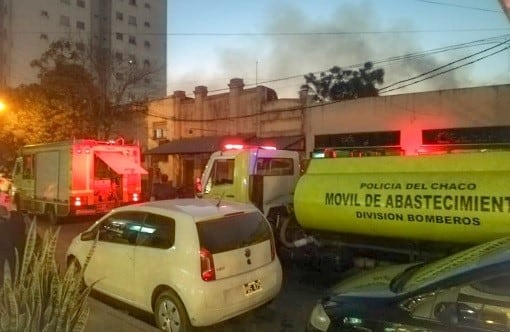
<box><xmin>196</xmin><ymin>212</ymin><xmax>271</xmax><ymax>254</ymax></box>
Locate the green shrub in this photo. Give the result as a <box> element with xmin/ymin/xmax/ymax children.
<box><xmin>0</xmin><ymin>220</ymin><xmax>95</xmax><ymax>332</ymax></box>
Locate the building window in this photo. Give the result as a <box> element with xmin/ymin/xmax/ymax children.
<box><xmin>116</xmin><ymin>32</ymin><xmax>123</xmax><ymax>40</ymax></box>
<box><xmin>61</xmin><ymin>0</ymin><xmax>70</xmax><ymax>4</ymax></box>
<box><xmin>40</xmin><ymin>33</ymin><xmax>48</xmax><ymax>40</ymax></box>
<box><xmin>144</xmin><ymin>77</ymin><xmax>151</xmax><ymax>84</ymax></box>
<box><xmin>144</xmin><ymin>21</ymin><xmax>150</xmax><ymax>28</ymax></box>
<box><xmin>143</xmin><ymin>59</ymin><xmax>150</xmax><ymax>67</ymax></box>
<box><xmin>128</xmin><ymin>36</ymin><xmax>136</xmax><ymax>45</ymax></box>
<box><xmin>128</xmin><ymin>15</ymin><xmax>137</xmax><ymax>26</ymax></box>
<box><xmin>60</xmin><ymin>16</ymin><xmax>70</xmax><ymax>27</ymax></box>
<box><xmin>116</xmin><ymin>73</ymin><xmax>124</xmax><ymax>81</ymax></box>
<box><xmin>129</xmin><ymin>0</ymin><xmax>137</xmax><ymax>6</ymax></box>
<box><xmin>76</xmin><ymin>21</ymin><xmax>85</xmax><ymax>30</ymax></box>
<box><xmin>76</xmin><ymin>42</ymin><xmax>85</xmax><ymax>51</ymax></box>
<box><xmin>41</xmin><ymin>10</ymin><xmax>49</xmax><ymax>17</ymax></box>
<box><xmin>77</xmin><ymin>0</ymin><xmax>85</xmax><ymax>8</ymax></box>
<box><xmin>153</xmin><ymin>123</ymin><xmax>167</xmax><ymax>139</ymax></box>
<box><xmin>115</xmin><ymin>52</ymin><xmax>123</xmax><ymax>61</ymax></box>
<box><xmin>116</xmin><ymin>12</ymin><xmax>123</xmax><ymax>20</ymax></box>
<box><xmin>144</xmin><ymin>40</ymin><xmax>150</xmax><ymax>48</ymax></box>
<box><xmin>144</xmin><ymin>3</ymin><xmax>150</xmax><ymax>9</ymax></box>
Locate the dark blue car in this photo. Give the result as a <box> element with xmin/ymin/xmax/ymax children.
<box><xmin>306</xmin><ymin>237</ymin><xmax>510</xmax><ymax>331</ymax></box>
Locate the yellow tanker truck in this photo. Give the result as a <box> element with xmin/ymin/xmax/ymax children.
<box><xmin>198</xmin><ymin>143</ymin><xmax>510</xmax><ymax>265</ymax></box>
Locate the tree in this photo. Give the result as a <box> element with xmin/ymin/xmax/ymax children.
<box><xmin>39</xmin><ymin>62</ymin><xmax>101</xmax><ymax>137</ymax></box>
<box><xmin>301</xmin><ymin>62</ymin><xmax>385</xmax><ymax>102</ymax></box>
<box><xmin>0</xmin><ymin>85</ymin><xmax>70</xmax><ymax>167</ymax></box>
<box><xmin>31</xmin><ymin>39</ymin><xmax>159</xmax><ymax>138</ymax></box>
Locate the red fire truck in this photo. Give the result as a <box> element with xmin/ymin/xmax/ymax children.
<box><xmin>11</xmin><ymin>139</ymin><xmax>147</xmax><ymax>224</ymax></box>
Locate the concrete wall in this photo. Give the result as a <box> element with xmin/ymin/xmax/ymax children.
<box><xmin>306</xmin><ymin>85</ymin><xmax>510</xmax><ymax>155</ymax></box>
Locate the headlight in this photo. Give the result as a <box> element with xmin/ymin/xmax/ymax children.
<box><xmin>308</xmin><ymin>302</ymin><xmax>331</xmax><ymax>331</ymax></box>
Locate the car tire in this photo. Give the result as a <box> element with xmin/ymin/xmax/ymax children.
<box><xmin>154</xmin><ymin>290</ymin><xmax>192</xmax><ymax>332</ymax></box>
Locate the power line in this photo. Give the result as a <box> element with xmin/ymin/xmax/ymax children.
<box><xmin>379</xmin><ymin>45</ymin><xmax>510</xmax><ymax>94</ymax></box>
<box><xmin>10</xmin><ymin>28</ymin><xmax>510</xmax><ymax>37</ymax></box>
<box><xmin>414</xmin><ymin>0</ymin><xmax>503</xmax><ymax>13</ymax></box>
<box><xmin>150</xmin><ymin>41</ymin><xmax>510</xmax><ymax>123</ymax></box>
<box><xmin>189</xmin><ymin>34</ymin><xmax>510</xmax><ymax>96</ymax></box>
<box><xmin>378</xmin><ymin>38</ymin><xmax>510</xmax><ymax>93</ymax></box>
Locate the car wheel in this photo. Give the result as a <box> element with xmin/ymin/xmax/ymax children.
<box><xmin>154</xmin><ymin>290</ymin><xmax>192</xmax><ymax>332</ymax></box>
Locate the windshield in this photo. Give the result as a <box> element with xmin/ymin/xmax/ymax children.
<box><xmin>400</xmin><ymin>237</ymin><xmax>510</xmax><ymax>292</ymax></box>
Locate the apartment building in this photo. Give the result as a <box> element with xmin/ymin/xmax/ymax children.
<box><xmin>0</xmin><ymin>0</ymin><xmax>166</xmax><ymax>100</ymax></box>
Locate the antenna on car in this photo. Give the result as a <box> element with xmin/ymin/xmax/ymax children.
<box><xmin>216</xmin><ymin>192</ymin><xmax>225</xmax><ymax>207</ymax></box>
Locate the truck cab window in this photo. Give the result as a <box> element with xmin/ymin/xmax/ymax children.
<box><xmin>13</xmin><ymin>159</ymin><xmax>22</xmax><ymax>176</ymax></box>
<box><xmin>256</xmin><ymin>158</ymin><xmax>294</xmax><ymax>176</ymax></box>
<box><xmin>211</xmin><ymin>159</ymin><xmax>234</xmax><ymax>185</ymax></box>
<box><xmin>22</xmin><ymin>155</ymin><xmax>34</xmax><ymax>179</ymax></box>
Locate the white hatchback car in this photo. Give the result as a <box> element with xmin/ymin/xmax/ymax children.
<box><xmin>66</xmin><ymin>198</ymin><xmax>282</xmax><ymax>331</ymax></box>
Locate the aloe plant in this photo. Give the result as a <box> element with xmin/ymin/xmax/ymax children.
<box><xmin>0</xmin><ymin>219</ymin><xmax>95</xmax><ymax>332</ymax></box>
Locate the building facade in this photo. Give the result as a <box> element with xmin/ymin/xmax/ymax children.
<box><xmin>144</xmin><ymin>80</ymin><xmax>510</xmax><ymax>193</ymax></box>
<box><xmin>0</xmin><ymin>0</ymin><xmax>166</xmax><ymax>100</ymax></box>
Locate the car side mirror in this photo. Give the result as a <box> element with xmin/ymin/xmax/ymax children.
<box><xmin>80</xmin><ymin>229</ymin><xmax>97</xmax><ymax>241</ymax></box>
<box><xmin>435</xmin><ymin>302</ymin><xmax>460</xmax><ymax>325</ymax></box>
<box><xmin>435</xmin><ymin>302</ymin><xmax>477</xmax><ymax>326</ymax></box>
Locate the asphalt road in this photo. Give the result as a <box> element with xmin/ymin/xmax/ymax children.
<box><xmin>37</xmin><ymin>215</ymin><xmax>355</xmax><ymax>332</ymax></box>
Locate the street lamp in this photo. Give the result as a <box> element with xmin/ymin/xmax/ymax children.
<box><xmin>0</xmin><ymin>101</ymin><xmax>6</xmax><ymax>113</ymax></box>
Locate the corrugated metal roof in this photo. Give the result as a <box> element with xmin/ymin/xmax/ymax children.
<box><xmin>145</xmin><ymin>135</ymin><xmax>304</xmax><ymax>155</ymax></box>
<box><xmin>145</xmin><ymin>136</ymin><xmax>246</xmax><ymax>155</ymax></box>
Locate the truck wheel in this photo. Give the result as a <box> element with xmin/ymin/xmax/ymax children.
<box><xmin>47</xmin><ymin>206</ymin><xmax>60</xmax><ymax>225</ymax></box>
<box><xmin>154</xmin><ymin>290</ymin><xmax>191</xmax><ymax>332</ymax></box>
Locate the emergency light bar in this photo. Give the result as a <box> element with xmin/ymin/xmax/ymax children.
<box><xmin>223</xmin><ymin>144</ymin><xmax>276</xmax><ymax>151</ymax></box>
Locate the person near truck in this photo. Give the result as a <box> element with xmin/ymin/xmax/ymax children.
<box><xmin>151</xmin><ymin>174</ymin><xmax>177</xmax><ymax>200</ymax></box>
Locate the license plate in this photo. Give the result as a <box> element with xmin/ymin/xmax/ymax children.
<box><xmin>244</xmin><ymin>280</ymin><xmax>262</xmax><ymax>296</ymax></box>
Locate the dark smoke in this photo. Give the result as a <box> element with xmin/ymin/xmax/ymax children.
<box><xmin>174</xmin><ymin>2</ymin><xmax>471</xmax><ymax>98</ymax></box>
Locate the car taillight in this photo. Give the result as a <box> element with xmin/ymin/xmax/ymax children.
<box><xmin>200</xmin><ymin>248</ymin><xmax>216</xmax><ymax>281</ymax></box>
<box><xmin>132</xmin><ymin>192</ymin><xmax>140</xmax><ymax>202</ymax></box>
<box><xmin>72</xmin><ymin>196</ymin><xmax>86</xmax><ymax>207</ymax></box>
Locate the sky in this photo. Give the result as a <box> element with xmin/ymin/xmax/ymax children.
<box><xmin>166</xmin><ymin>0</ymin><xmax>510</xmax><ymax>99</ymax></box>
